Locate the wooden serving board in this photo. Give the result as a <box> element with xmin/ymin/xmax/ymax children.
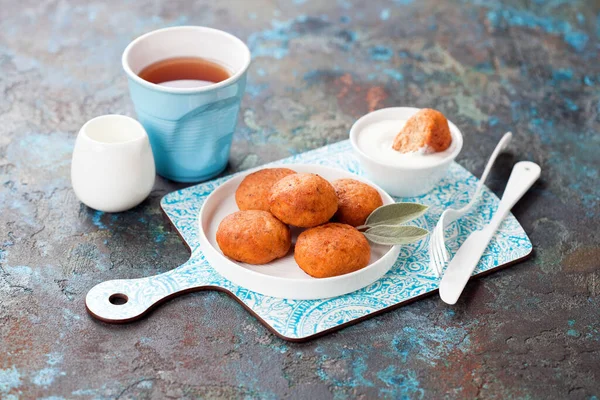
<box><xmin>85</xmin><ymin>140</ymin><xmax>532</xmax><ymax>341</ymax></box>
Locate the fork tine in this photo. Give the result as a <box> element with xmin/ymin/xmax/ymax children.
<box><xmin>437</xmin><ymin>223</ymin><xmax>450</xmax><ymax>262</ymax></box>
<box><xmin>435</xmin><ymin>218</ymin><xmax>450</xmax><ymax>272</ymax></box>
<box><xmin>441</xmin><ymin>242</ymin><xmax>450</xmax><ymax>262</ymax></box>
<box><xmin>429</xmin><ymin>229</ymin><xmax>441</xmax><ymax>277</ymax></box>
<box><xmin>428</xmin><ymin>245</ymin><xmax>437</xmax><ymax>275</ymax></box>
<box><xmin>430</xmin><ymin>223</ymin><xmax>445</xmax><ymax>277</ymax></box>
<box><xmin>433</xmin><ymin>234</ymin><xmax>446</xmax><ymax>275</ymax></box>
<box><xmin>431</xmin><ymin>249</ymin><xmax>440</xmax><ymax>277</ymax></box>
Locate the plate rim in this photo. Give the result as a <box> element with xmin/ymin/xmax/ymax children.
<box><xmin>196</xmin><ymin>163</ymin><xmax>401</xmax><ymax>298</ymax></box>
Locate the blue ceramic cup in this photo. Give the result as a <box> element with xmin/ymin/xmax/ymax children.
<box><xmin>122</xmin><ymin>26</ymin><xmax>251</xmax><ymax>182</ymax></box>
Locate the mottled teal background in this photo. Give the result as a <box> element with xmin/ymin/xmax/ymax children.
<box><xmin>0</xmin><ymin>0</ymin><xmax>599</xmax><ymax>399</ymax></box>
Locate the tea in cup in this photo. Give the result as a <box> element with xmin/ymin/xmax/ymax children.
<box><xmin>122</xmin><ymin>26</ymin><xmax>251</xmax><ymax>182</ymax></box>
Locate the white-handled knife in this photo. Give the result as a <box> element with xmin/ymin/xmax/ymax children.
<box><xmin>439</xmin><ymin>161</ymin><xmax>541</xmax><ymax>305</ymax></box>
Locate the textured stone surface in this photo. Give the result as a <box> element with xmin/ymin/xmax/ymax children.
<box><xmin>1</xmin><ymin>0</ymin><xmax>599</xmax><ymax>398</ymax></box>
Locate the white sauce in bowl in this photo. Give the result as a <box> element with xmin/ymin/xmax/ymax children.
<box><xmin>357</xmin><ymin>119</ymin><xmax>458</xmax><ymax>168</ymax></box>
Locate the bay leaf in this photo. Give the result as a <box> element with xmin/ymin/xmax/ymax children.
<box><xmin>364</xmin><ymin>203</ymin><xmax>429</xmax><ymax>227</ymax></box>
<box><xmin>363</xmin><ymin>225</ymin><xmax>429</xmax><ymax>246</ymax></box>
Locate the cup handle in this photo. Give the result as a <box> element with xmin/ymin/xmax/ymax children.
<box><xmin>85</xmin><ymin>255</ymin><xmax>210</xmax><ymax>323</ymax></box>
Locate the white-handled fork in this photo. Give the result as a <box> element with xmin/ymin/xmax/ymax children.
<box><xmin>429</xmin><ymin>132</ymin><xmax>513</xmax><ymax>277</ymax></box>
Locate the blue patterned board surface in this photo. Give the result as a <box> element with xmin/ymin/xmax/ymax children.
<box><xmin>160</xmin><ymin>140</ymin><xmax>532</xmax><ymax>340</ymax></box>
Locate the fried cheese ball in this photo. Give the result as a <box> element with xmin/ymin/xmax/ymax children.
<box><xmin>216</xmin><ymin>210</ymin><xmax>291</xmax><ymax>265</ymax></box>
<box><xmin>392</xmin><ymin>108</ymin><xmax>452</xmax><ymax>153</ymax></box>
<box><xmin>269</xmin><ymin>173</ymin><xmax>338</xmax><ymax>228</ymax></box>
<box><xmin>332</xmin><ymin>179</ymin><xmax>384</xmax><ymax>227</ymax></box>
<box><xmin>235</xmin><ymin>168</ymin><xmax>296</xmax><ymax>211</ymax></box>
<box><xmin>294</xmin><ymin>223</ymin><xmax>371</xmax><ymax>278</ymax></box>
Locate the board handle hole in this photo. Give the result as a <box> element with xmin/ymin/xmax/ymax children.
<box><xmin>109</xmin><ymin>293</ymin><xmax>128</xmax><ymax>305</ymax></box>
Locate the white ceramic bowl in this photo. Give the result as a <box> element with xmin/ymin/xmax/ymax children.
<box><xmin>197</xmin><ymin>164</ymin><xmax>401</xmax><ymax>300</ymax></box>
<box><xmin>350</xmin><ymin>107</ymin><xmax>463</xmax><ymax>197</ymax></box>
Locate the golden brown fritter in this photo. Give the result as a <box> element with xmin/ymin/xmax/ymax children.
<box><xmin>269</xmin><ymin>173</ymin><xmax>338</xmax><ymax>228</ymax></box>
<box><xmin>294</xmin><ymin>223</ymin><xmax>371</xmax><ymax>278</ymax></box>
<box><xmin>235</xmin><ymin>168</ymin><xmax>296</xmax><ymax>211</ymax></box>
<box><xmin>392</xmin><ymin>108</ymin><xmax>452</xmax><ymax>153</ymax></box>
<box><xmin>216</xmin><ymin>210</ymin><xmax>291</xmax><ymax>265</ymax></box>
<box><xmin>332</xmin><ymin>179</ymin><xmax>383</xmax><ymax>227</ymax></box>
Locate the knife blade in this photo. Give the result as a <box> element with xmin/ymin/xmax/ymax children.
<box><xmin>438</xmin><ymin>228</ymin><xmax>494</xmax><ymax>305</ymax></box>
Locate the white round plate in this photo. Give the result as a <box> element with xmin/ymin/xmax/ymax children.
<box><xmin>197</xmin><ymin>164</ymin><xmax>401</xmax><ymax>300</ymax></box>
